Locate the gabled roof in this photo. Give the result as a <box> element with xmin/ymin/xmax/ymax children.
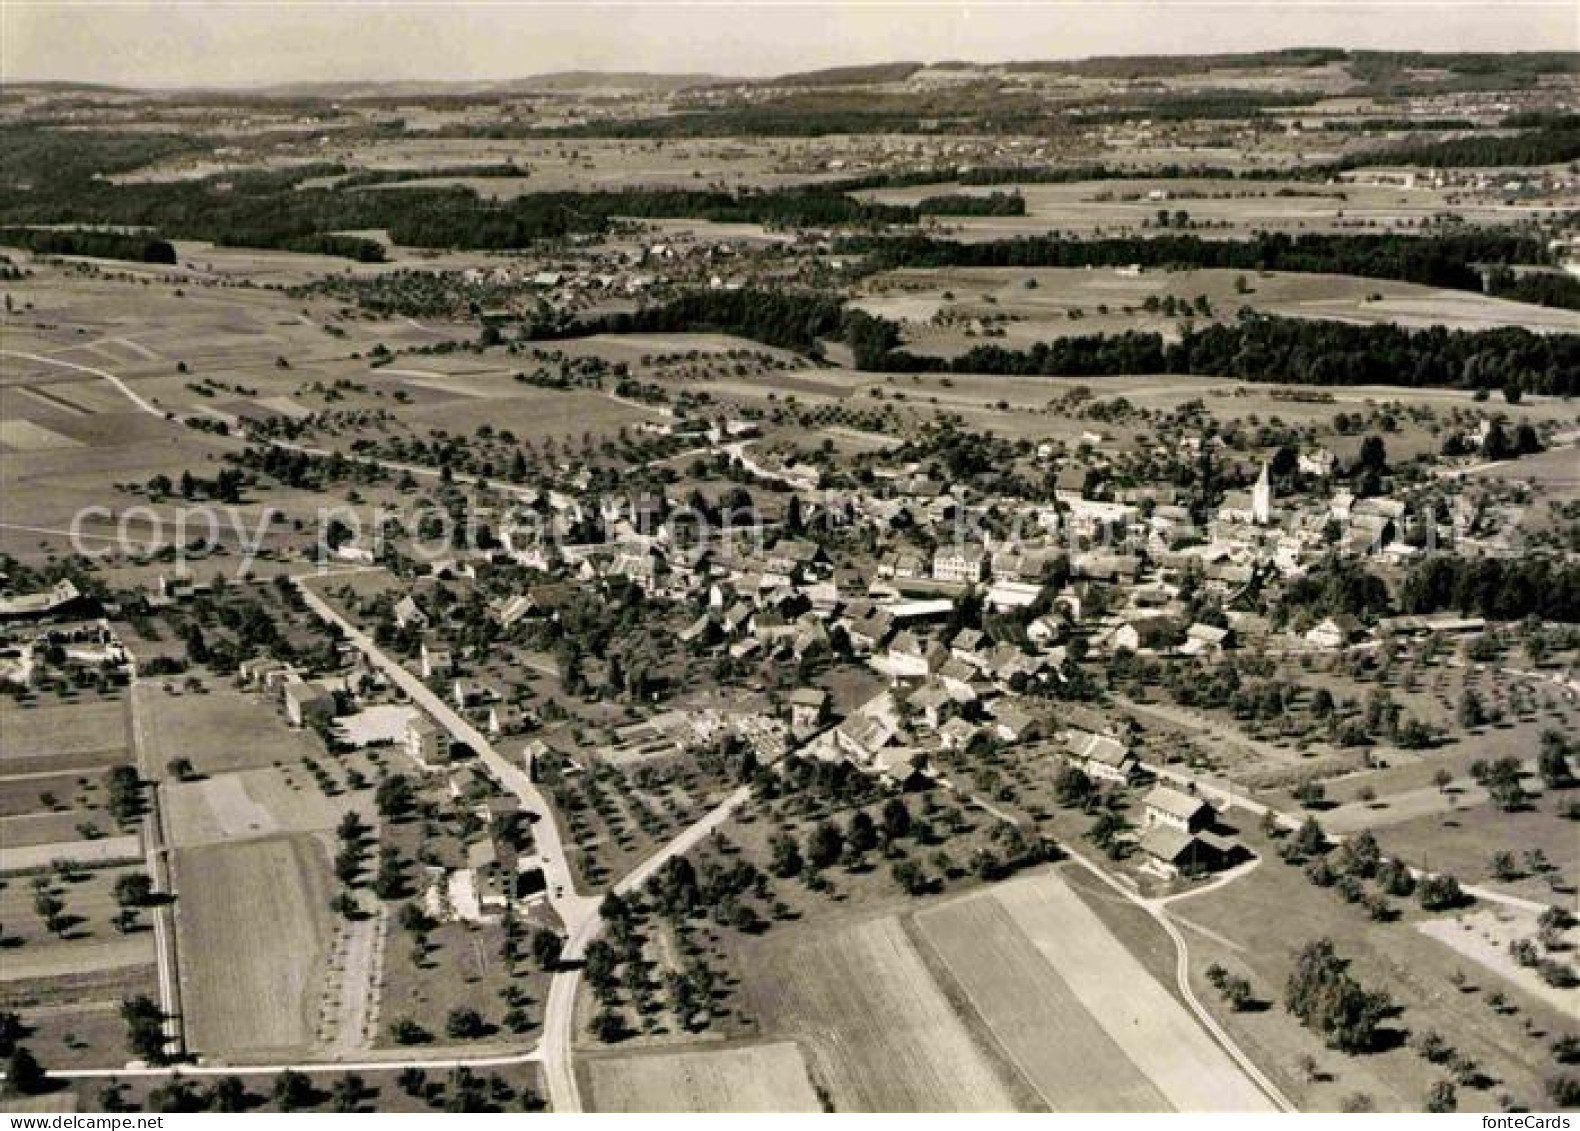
<box><xmin>1068</xmin><ymin>729</ymin><xmax>1130</xmax><ymax>769</ymax></box>
<box><xmin>1139</xmin><ymin>824</ymin><xmax>1198</xmax><ymax>864</ymax></box>
<box><xmin>1143</xmin><ymin>785</ymin><xmax>1210</xmax><ymax>824</ymax></box>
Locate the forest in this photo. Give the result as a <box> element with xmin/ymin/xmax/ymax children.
<box><xmin>939</xmin><ymin>315</ymin><xmax>1580</xmax><ymax>396</ymax></box>
<box><xmin>535</xmin><ymin>288</ymin><xmax>1580</xmax><ymax>396</ymax></box>
<box><xmin>0</xmin><ymin>227</ymin><xmax>177</xmax><ymax>264</ymax></box>
<box><xmin>841</xmin><ymin>229</ymin><xmax>1557</xmax><ymax>294</ymax></box>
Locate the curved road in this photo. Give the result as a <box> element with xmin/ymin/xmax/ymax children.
<box><xmin>1061</xmin><ymin>847</ymin><xmax>1297</xmax><ymax>1113</ymax></box>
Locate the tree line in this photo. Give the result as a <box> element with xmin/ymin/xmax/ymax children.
<box><xmin>888</xmin><ymin>314</ymin><xmax>1579</xmax><ymax>397</ymax></box>
<box><xmin>0</xmin><ymin>227</ymin><xmax>177</xmax><ymax>264</ymax></box>
<box><xmin>840</xmin><ymin>229</ymin><xmax>1557</xmax><ymax>294</ymax></box>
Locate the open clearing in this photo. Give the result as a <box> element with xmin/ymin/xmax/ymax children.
<box><xmin>136</xmin><ymin>684</ymin><xmax>320</xmax><ymax>779</ymax></box>
<box><xmin>1417</xmin><ymin>907</ymin><xmax>1579</xmax><ymax>1017</ymax></box>
<box><xmin>746</xmin><ymin>913</ymin><xmax>1018</xmax><ymax>1112</ymax></box>
<box><xmin>174</xmin><ymin>834</ymin><xmax>333</xmax><ymax>1057</ymax></box>
<box><xmin>584</xmin><ymin>1041</ymin><xmax>821</xmax><ymax>1113</ymax></box>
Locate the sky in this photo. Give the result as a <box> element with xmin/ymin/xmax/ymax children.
<box><xmin>2</xmin><ymin>1</ymin><xmax>1576</xmax><ymax>89</ymax></box>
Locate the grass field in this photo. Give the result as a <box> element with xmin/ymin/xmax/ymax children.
<box><xmin>852</xmin><ymin>267</ymin><xmax>1580</xmax><ymax>359</ymax></box>
<box><xmin>855</xmin><ymin>178</ymin><xmax>1570</xmax><ymax>239</ymax></box>
<box><xmin>174</xmin><ymin>834</ymin><xmax>334</xmax><ymax>1057</ymax></box>
<box><xmin>584</xmin><ymin>1041</ymin><xmax>822</xmax><ymax>1112</ymax></box>
<box><xmin>916</xmin><ymin>881</ymin><xmax>1172</xmax><ymax>1111</ymax></box>
<box><xmin>0</xmin><ymin>699</ymin><xmax>128</xmax><ymax>777</ymax></box>
<box><xmin>745</xmin><ymin>912</ymin><xmax>1019</xmax><ymax>1112</ymax></box>
<box><xmin>1171</xmin><ymin>822</ymin><xmax>1572</xmax><ymax>1113</ymax></box>
<box><xmin>137</xmin><ymin>684</ymin><xmax>322</xmax><ymax>780</ymax></box>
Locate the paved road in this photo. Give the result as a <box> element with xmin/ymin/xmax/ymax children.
<box><xmin>538</xmin><ymin>783</ymin><xmax>753</xmax><ymax>1113</ymax></box>
<box><xmin>1</xmin><ymin>349</ymin><xmax>167</xmax><ymax>418</ymax></box>
<box><xmin>1060</xmin><ymin>847</ymin><xmax>1297</xmax><ymax>1113</ymax></box>
<box><xmin>126</xmin><ymin>682</ymin><xmax>187</xmax><ymax>1060</ymax></box>
<box><xmin>293</xmin><ymin>580</ymin><xmax>599</xmax><ymax>931</ymax></box>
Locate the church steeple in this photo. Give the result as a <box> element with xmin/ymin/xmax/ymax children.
<box><xmin>1252</xmin><ymin>460</ymin><xmax>1273</xmax><ymax>525</ymax></box>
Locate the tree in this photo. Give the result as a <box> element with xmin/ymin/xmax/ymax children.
<box><xmin>845</xmin><ymin>810</ymin><xmax>878</xmax><ymax>853</ymax></box>
<box><xmin>1490</xmin><ymin>851</ymin><xmax>1520</xmax><ymax>882</ymax></box>
<box><xmin>210</xmin><ymin>1075</ymin><xmax>248</xmax><ymax>1113</ymax></box>
<box><xmin>1286</xmin><ymin>815</ymin><xmax>1327</xmax><ymax>861</ymax></box>
<box><xmin>1456</xmin><ymin>689</ymin><xmax>1485</xmax><ymax>729</ymax></box>
<box><xmin>273</xmin><ymin>1069</ymin><xmax>316</xmax><ymax>1111</ymax></box>
<box><xmin>1053</xmin><ymin>763</ymin><xmax>1094</xmax><ymax>808</ymax></box>
<box><xmin>446</xmin><ymin>1008</ymin><xmax>486</xmax><ymax>1039</ymax></box>
<box><xmin>1547</xmin><ymin>1074</ymin><xmax>1580</xmax><ymax>1108</ymax></box>
<box><xmin>589</xmin><ymin>1008</ymin><xmax>624</xmax><ymax>1043</ymax></box>
<box><xmin>3</xmin><ymin>1047</ymin><xmax>47</xmax><ymax>1096</ymax></box>
<box><xmin>375</xmin><ymin>773</ymin><xmax>415</xmax><ymax>819</ymax></box>
<box><xmin>804</xmin><ymin>821</ymin><xmax>843</xmax><ymax>871</ymax></box>
<box><xmin>1538</xmin><ymin>731</ymin><xmax>1574</xmax><ymax>790</ymax></box>
<box><xmin>389</xmin><ymin>1017</ymin><xmax>430</xmax><ymax>1045</ymax></box>
<box><xmin>1425</xmin><ymin>1080</ymin><xmax>1456</xmax><ymax>1113</ymax></box>
<box><xmin>1418</xmin><ymin>873</ymin><xmax>1464</xmax><ymax>912</ymax></box>
<box><xmin>769</xmin><ymin>834</ymin><xmax>803</xmax><ymax>878</ymax></box>
<box><xmin>113</xmin><ymin>872</ymin><xmax>154</xmax><ymax>909</ymax></box>
<box><xmin>531</xmin><ymin>929</ymin><xmax>563</xmax><ymax>971</ymax></box>
<box><xmin>891</xmin><ymin>860</ymin><xmax>927</xmax><ymax>895</ymax></box>
<box><xmin>165</xmin><ymin>757</ymin><xmax>196</xmax><ymax>782</ymax></box>
<box><xmin>120</xmin><ymin>994</ymin><xmax>166</xmax><ymax>1063</ymax></box>
<box><xmin>881</xmin><ymin>797</ymin><xmax>912</xmax><ymax>840</ymax></box>
<box><xmin>0</xmin><ymin>1012</ymin><xmax>27</xmax><ymax>1057</ymax></box>
<box><xmin>1284</xmin><ymin>938</ymin><xmax>1393</xmax><ymax>1054</ymax></box>
<box><xmin>1336</xmin><ymin>831</ymin><xmax>1380</xmax><ymax>878</ymax></box>
<box><xmin>330</xmin><ymin>1074</ymin><xmax>366</xmax><ymax>1113</ymax></box>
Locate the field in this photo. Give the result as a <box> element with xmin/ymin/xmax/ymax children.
<box><xmin>1170</xmin><ymin>820</ymin><xmax>1574</xmax><ymax>1113</ymax></box>
<box><xmin>137</xmin><ymin>683</ymin><xmax>322</xmax><ymax>780</ymax></box>
<box><xmin>583</xmin><ymin>1041</ymin><xmax>822</xmax><ymax>1113</ymax></box>
<box><xmin>744</xmin><ymin>912</ymin><xmax>1019</xmax><ymax>1112</ymax></box>
<box><xmin>0</xmin><ymin>698</ymin><xmax>127</xmax><ymax>778</ymax></box>
<box><xmin>855</xmin><ymin>177</ymin><xmax>1574</xmax><ymax>239</ymax></box>
<box><xmin>917</xmin><ymin>869</ymin><xmax>1273</xmax><ymax>1111</ymax></box>
<box><xmin>916</xmin><ymin>884</ymin><xmax>1170</xmax><ymax>1111</ymax></box>
<box><xmin>173</xmin><ymin>835</ymin><xmax>335</xmax><ymax>1057</ymax></box>
<box><xmin>852</xmin><ymin>266</ymin><xmax>1580</xmax><ymax>359</ymax></box>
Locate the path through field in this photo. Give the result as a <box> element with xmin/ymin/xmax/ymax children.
<box><xmin>993</xmin><ymin>871</ymin><xmax>1275</xmax><ymax>1112</ymax></box>
<box><xmin>318</xmin><ymin>901</ymin><xmax>387</xmax><ymax>1054</ymax></box>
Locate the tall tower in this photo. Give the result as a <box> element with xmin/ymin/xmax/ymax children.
<box><xmin>1252</xmin><ymin>460</ymin><xmax>1273</xmax><ymax>525</ymax></box>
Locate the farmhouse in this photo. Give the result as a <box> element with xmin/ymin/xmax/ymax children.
<box><xmin>283</xmin><ymin>680</ymin><xmax>336</xmax><ymax>728</ymax></box>
<box><xmin>1065</xmin><ymin>729</ymin><xmax>1139</xmax><ymax>784</ymax></box>
<box><xmin>1141</xmin><ymin>785</ymin><xmax>1213</xmax><ymax>835</ymax></box>
<box><xmin>1138</xmin><ymin>826</ymin><xmax>1242</xmax><ymax>878</ymax></box>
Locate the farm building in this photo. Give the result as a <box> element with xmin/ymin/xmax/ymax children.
<box><xmin>1141</xmin><ymin>785</ymin><xmax>1213</xmax><ymax>835</ymax></box>
<box><xmin>1138</xmin><ymin>826</ymin><xmax>1243</xmax><ymax>878</ymax></box>
<box><xmin>1065</xmin><ymin>729</ymin><xmax>1139</xmax><ymax>784</ymax></box>
<box><xmin>283</xmin><ymin>680</ymin><xmax>336</xmax><ymax>728</ymax></box>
